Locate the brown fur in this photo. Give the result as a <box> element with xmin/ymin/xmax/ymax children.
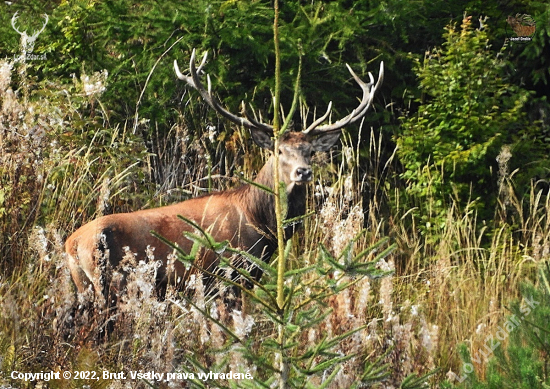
<box><xmin>65</xmin><ymin>132</ymin><xmax>336</xmax><ymax>303</ymax></box>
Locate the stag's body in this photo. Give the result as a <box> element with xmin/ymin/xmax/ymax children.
<box><xmin>65</xmin><ymin>49</ymin><xmax>383</xmax><ymax>305</ymax></box>
<box><xmin>65</xmin><ymin>133</ymin><xmax>310</xmax><ymax>299</ymax></box>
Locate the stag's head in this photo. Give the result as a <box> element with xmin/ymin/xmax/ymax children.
<box><xmin>174</xmin><ymin>50</ymin><xmax>383</xmax><ymax>189</ymax></box>
<box><xmin>11</xmin><ymin>11</ymin><xmax>49</xmax><ymax>54</ymax></box>
<box><xmin>245</xmin><ymin>130</ymin><xmax>341</xmax><ymax>189</ymax></box>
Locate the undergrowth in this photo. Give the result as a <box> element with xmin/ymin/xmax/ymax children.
<box><xmin>1</xmin><ymin>33</ymin><xmax>548</xmax><ymax>389</ymax></box>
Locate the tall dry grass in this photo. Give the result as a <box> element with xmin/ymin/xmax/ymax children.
<box><xmin>1</xmin><ymin>53</ymin><xmax>547</xmax><ymax>388</ymax></box>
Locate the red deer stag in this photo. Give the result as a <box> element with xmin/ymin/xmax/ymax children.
<box><xmin>65</xmin><ymin>49</ymin><xmax>384</xmax><ymax>305</ymax></box>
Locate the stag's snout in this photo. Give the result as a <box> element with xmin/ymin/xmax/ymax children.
<box><xmin>293</xmin><ymin>167</ymin><xmax>313</xmax><ymax>182</ymax></box>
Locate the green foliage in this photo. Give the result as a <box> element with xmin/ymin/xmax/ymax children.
<box><xmin>395</xmin><ymin>16</ymin><xmax>535</xmax><ymax>239</ymax></box>
<box><xmin>2</xmin><ymin>1</ymin><xmax>550</xmax><ymax>387</ymax></box>
<box><xmin>447</xmin><ymin>262</ymin><xmax>550</xmax><ymax>388</ymax></box>
<box><xmin>1</xmin><ymin>0</ymin><xmax>547</xmax><ymax>143</ymax></box>
<box><xmin>161</xmin><ymin>220</ymin><xmax>398</xmax><ymax>388</ymax></box>
<box><xmin>400</xmin><ymin>369</ymin><xmax>441</xmax><ymax>389</ymax></box>
<box><xmin>511</xmin><ymin>1</ymin><xmax>550</xmax><ymax>87</ymax></box>
<box><xmin>0</xmin><ymin>0</ymin><xmax>409</xmax><ymax>140</ymax></box>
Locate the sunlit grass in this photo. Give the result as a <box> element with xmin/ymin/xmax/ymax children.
<box><xmin>1</xmin><ymin>54</ymin><xmax>547</xmax><ymax>388</ymax></box>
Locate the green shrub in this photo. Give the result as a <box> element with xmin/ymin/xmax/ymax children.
<box><xmin>395</xmin><ymin>16</ymin><xmax>537</xmax><ymax>240</ymax></box>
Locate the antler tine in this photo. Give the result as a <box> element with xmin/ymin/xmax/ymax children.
<box><xmin>173</xmin><ymin>54</ymin><xmax>190</xmax><ymax>83</ymax></box>
<box><xmin>242</xmin><ymin>102</ymin><xmax>275</xmax><ymax>133</ymax></box>
<box><xmin>353</xmin><ymin>61</ymin><xmax>384</xmax><ymax>118</ymax></box>
<box><xmin>307</xmin><ymin>61</ymin><xmax>384</xmax><ymax>135</ymax></box>
<box><xmin>196</xmin><ymin>50</ymin><xmax>208</xmax><ymax>75</ymax></box>
<box><xmin>175</xmin><ymin>49</ymin><xmax>273</xmax><ymax>133</ymax></box>
<box><xmin>303</xmin><ymin>101</ymin><xmax>333</xmax><ymax>134</ymax></box>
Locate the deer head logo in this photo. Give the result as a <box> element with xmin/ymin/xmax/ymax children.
<box><xmin>11</xmin><ymin>11</ymin><xmax>49</xmax><ymax>54</ymax></box>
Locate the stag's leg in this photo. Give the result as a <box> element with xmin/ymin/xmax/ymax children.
<box><xmin>65</xmin><ymin>252</ymin><xmax>94</xmax><ymax>295</ymax></box>
<box><xmin>65</xmin><ymin>236</ymin><xmax>102</xmax><ymax>298</ymax></box>
<box><xmin>65</xmin><ymin>228</ymin><xmax>122</xmax><ymax>336</ymax></box>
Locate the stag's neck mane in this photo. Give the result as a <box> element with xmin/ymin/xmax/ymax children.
<box><xmin>232</xmin><ymin>156</ymin><xmax>306</xmax><ymax>240</ymax></box>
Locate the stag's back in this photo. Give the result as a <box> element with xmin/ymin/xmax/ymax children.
<box><xmin>65</xmin><ymin>189</ymin><xmax>269</xmax><ymax>299</ymax></box>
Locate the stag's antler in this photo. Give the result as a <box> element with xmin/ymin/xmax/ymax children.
<box><xmin>175</xmin><ymin>49</ymin><xmax>383</xmax><ymax>135</ymax></box>
<box><xmin>174</xmin><ymin>49</ymin><xmax>274</xmax><ymax>133</ymax></box>
<box><xmin>304</xmin><ymin>62</ymin><xmax>384</xmax><ymax>135</ymax></box>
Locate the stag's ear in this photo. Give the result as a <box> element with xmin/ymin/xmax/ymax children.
<box><xmin>250</xmin><ymin>128</ymin><xmax>274</xmax><ymax>150</ymax></box>
<box><xmin>311</xmin><ymin>131</ymin><xmax>341</xmax><ymax>152</ymax></box>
